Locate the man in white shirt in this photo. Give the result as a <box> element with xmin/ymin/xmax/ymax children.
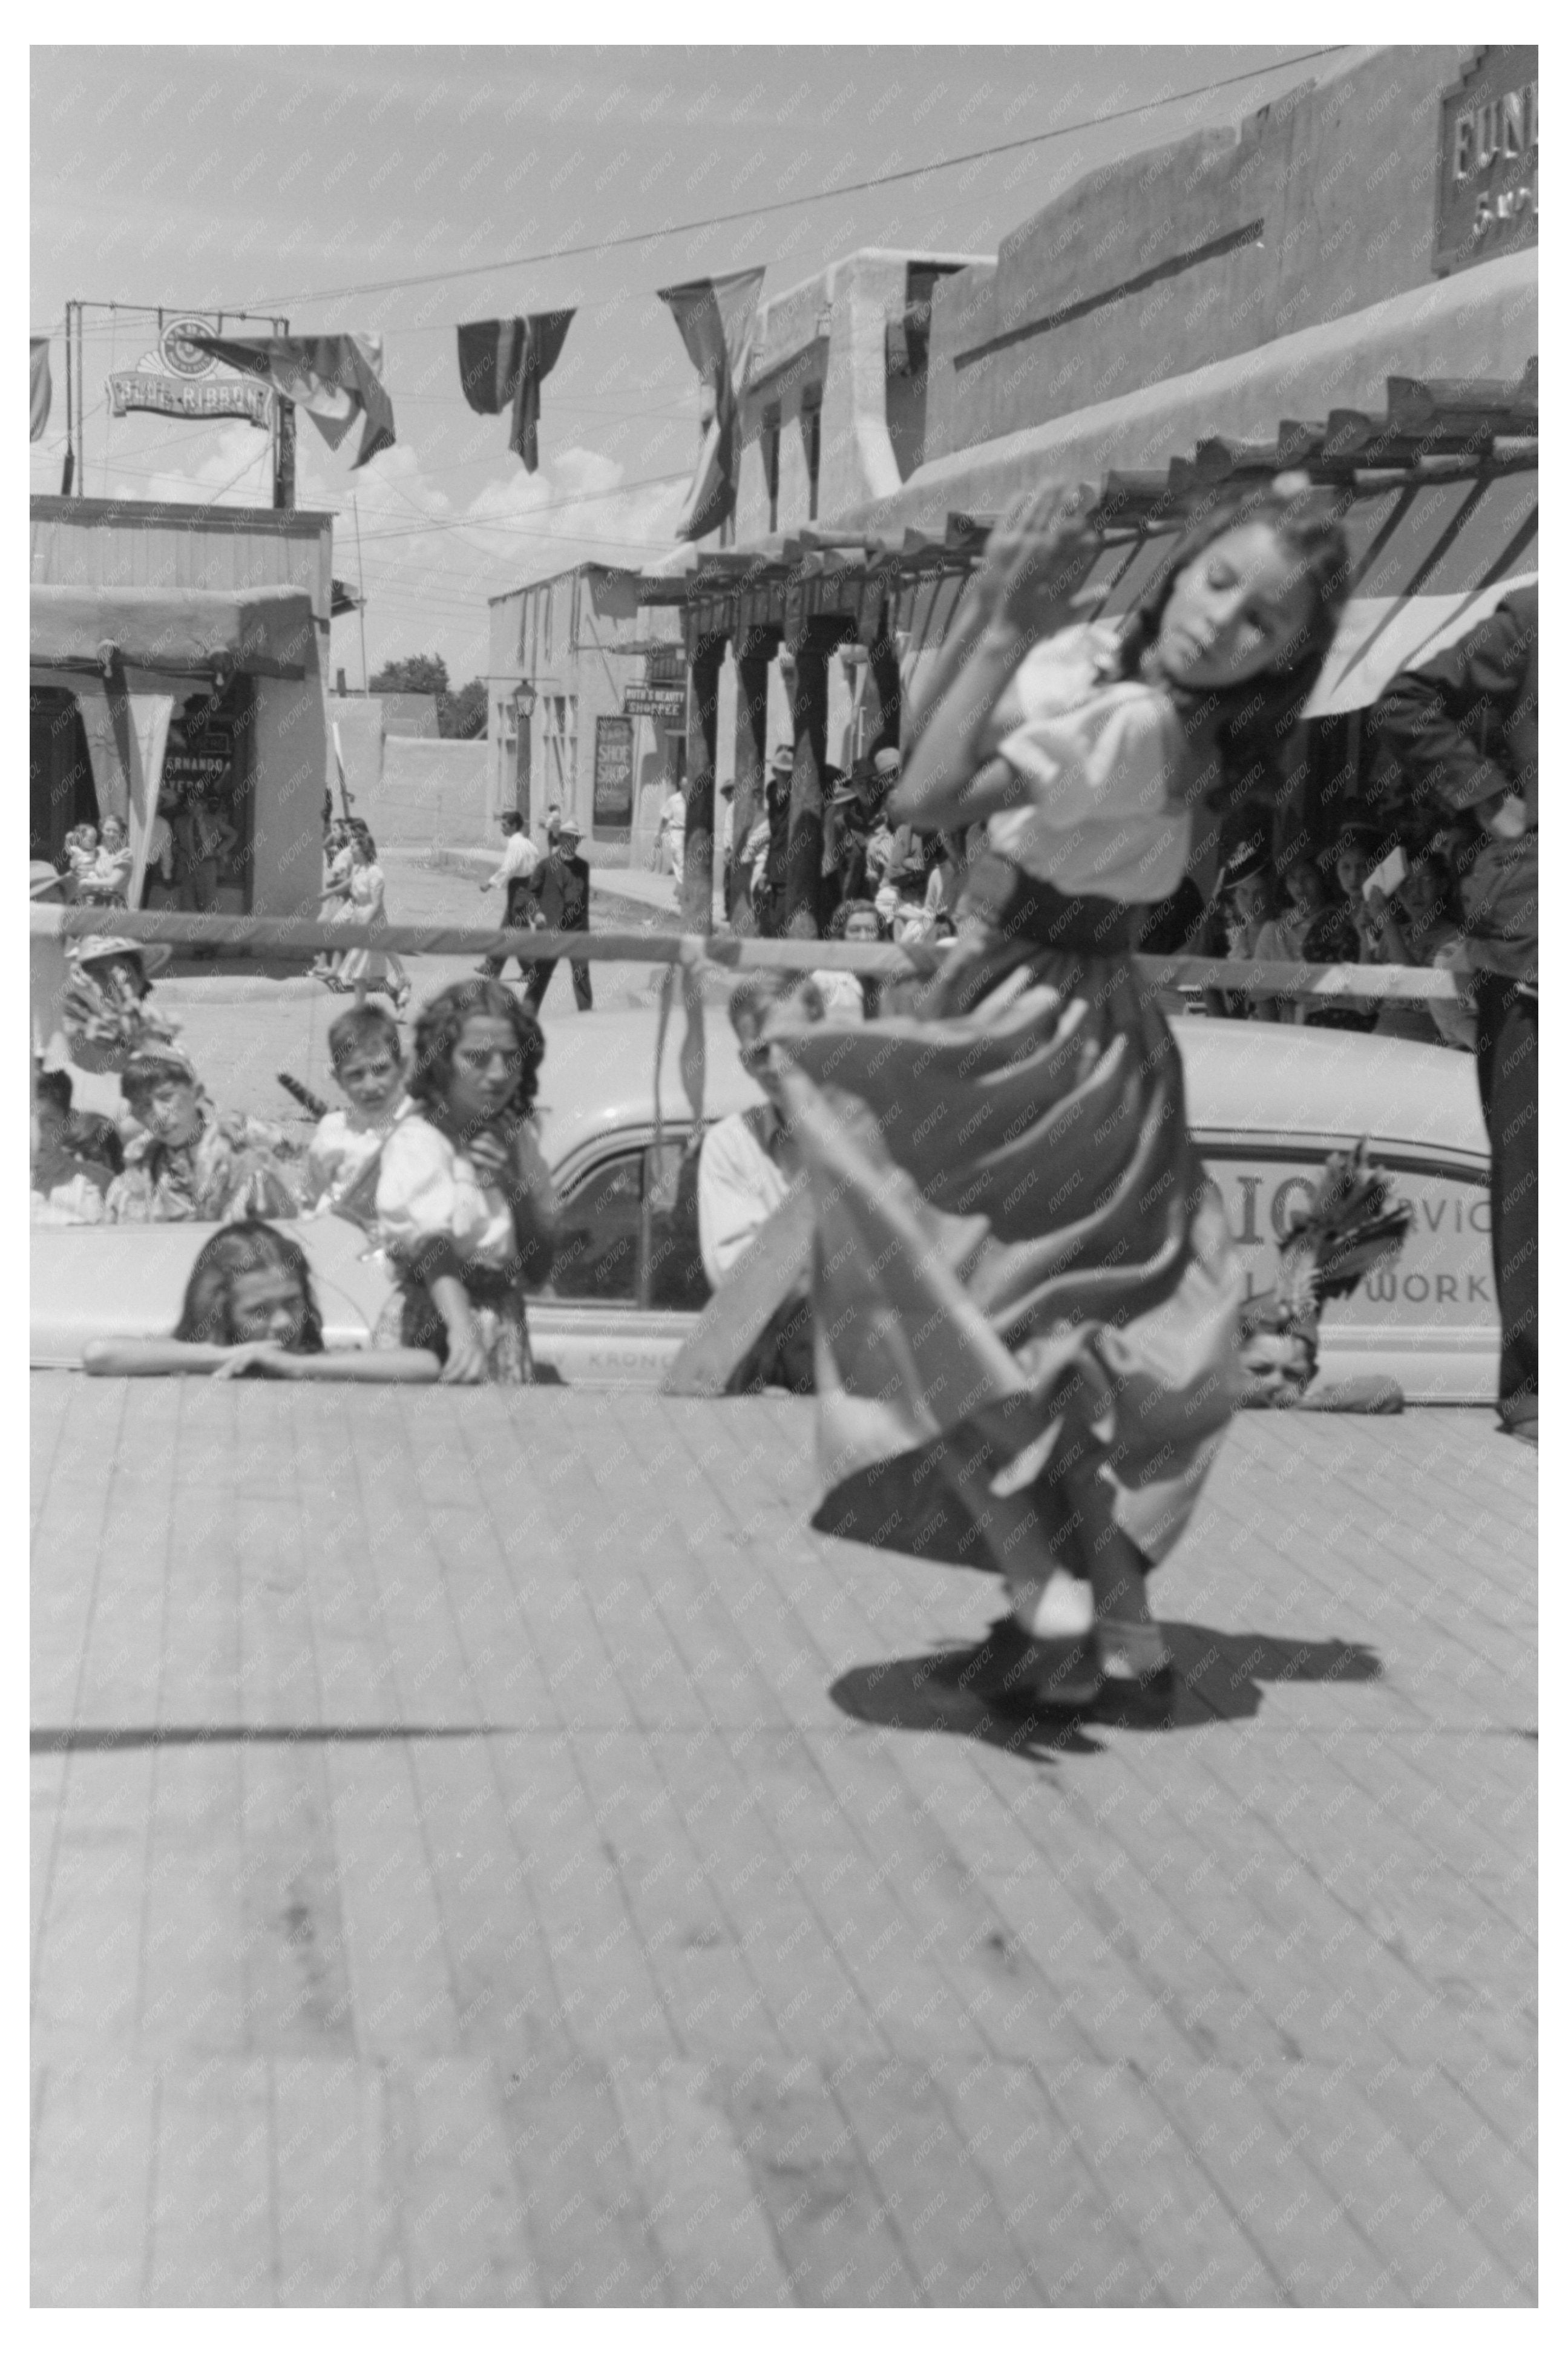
<box><xmin>477</xmin><ymin>811</ymin><xmax>542</xmax><ymax>978</ymax></box>
<box><xmin>697</xmin><ymin>971</ymin><xmax>825</xmax><ymax>1388</ymax></box>
<box><xmin>657</xmin><ymin>786</ymin><xmax>686</xmax><ymax>891</ymax></box>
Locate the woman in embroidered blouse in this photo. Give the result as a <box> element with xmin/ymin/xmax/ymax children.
<box><xmin>374</xmin><ymin>980</ymin><xmax>557</xmax><ymax>1383</ymax></box>
<box><xmin>762</xmin><ymin>478</ymin><xmax>1350</xmax><ymax>1719</ymax></box>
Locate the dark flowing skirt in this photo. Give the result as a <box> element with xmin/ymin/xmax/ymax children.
<box><xmin>769</xmin><ymin>891</ymin><xmax>1245</xmax><ymax>1578</ymax></box>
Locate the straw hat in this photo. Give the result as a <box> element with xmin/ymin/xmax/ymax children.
<box><xmin>67</xmin><ymin>933</ymin><xmax>174</xmax><ymax>977</ymax></box>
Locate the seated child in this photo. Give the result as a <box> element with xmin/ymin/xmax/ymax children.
<box><xmin>374</xmin><ymin>980</ymin><xmax>557</xmax><ymax>1383</ymax></box>
<box><xmin>31</xmin><ymin>1068</ymin><xmax>118</xmax><ymax>1225</ymax></box>
<box><xmin>106</xmin><ymin>1047</ymin><xmax>302</xmax><ymax>1224</ymax></box>
<box><xmin>304</xmin><ymin>1003</ymin><xmax>411</xmax><ymax>1219</ymax></box>
<box><xmin>84</xmin><ymin>1219</ymin><xmax>439</xmax><ymax>1381</ymax></box>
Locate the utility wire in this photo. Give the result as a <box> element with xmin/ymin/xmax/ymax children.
<box><xmin>238</xmin><ymin>49</ymin><xmax>1345</xmax><ymax>311</ymax></box>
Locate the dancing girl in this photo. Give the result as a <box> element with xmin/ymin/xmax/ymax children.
<box><xmin>764</xmin><ymin>477</ymin><xmax>1350</xmax><ymax>1718</ymax></box>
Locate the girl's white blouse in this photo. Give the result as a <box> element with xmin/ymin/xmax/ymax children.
<box><xmin>982</xmin><ymin>622</ymin><xmax>1193</xmax><ymax>905</ymax></box>
<box><xmin>375</xmin><ymin>1112</ymin><xmax>517</xmax><ymax>1269</ymax></box>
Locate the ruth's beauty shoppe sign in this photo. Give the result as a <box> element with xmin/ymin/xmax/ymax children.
<box><xmin>1434</xmin><ymin>47</ymin><xmax>1538</xmax><ymax>277</ymax></box>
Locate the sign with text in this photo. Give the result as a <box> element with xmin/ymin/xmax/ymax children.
<box><xmin>1434</xmin><ymin>47</ymin><xmax>1538</xmax><ymax>277</ymax></box>
<box><xmin>623</xmin><ymin>683</ymin><xmax>687</xmax><ymax>718</ymax></box>
<box><xmin>592</xmin><ymin>715</ymin><xmax>635</xmax><ymax>829</ymax></box>
<box><xmin>105</xmin><ymin>313</ymin><xmax>276</xmax><ymax>429</ymax></box>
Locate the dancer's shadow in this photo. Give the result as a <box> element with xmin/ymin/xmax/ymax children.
<box><xmin>828</xmin><ymin>1624</ymin><xmax>1382</xmax><ymax>1762</ymax></box>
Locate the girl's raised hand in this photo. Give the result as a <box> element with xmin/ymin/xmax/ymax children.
<box><xmin>977</xmin><ymin>482</ymin><xmax>1101</xmax><ymax>634</ymax></box>
<box><xmin>440</xmin><ymin>1323</ymin><xmax>488</xmax><ymax>1384</ymax></box>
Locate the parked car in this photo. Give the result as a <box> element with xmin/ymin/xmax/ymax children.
<box><xmin>30</xmin><ymin>1009</ymin><xmax>1497</xmax><ymax>1402</ymax></box>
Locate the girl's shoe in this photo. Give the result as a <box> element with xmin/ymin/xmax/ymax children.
<box><xmin>1092</xmin><ymin>1618</ymin><xmax>1178</xmax><ymax>1724</ymax></box>
<box><xmin>934</xmin><ymin>1616</ymin><xmax>1103</xmax><ymax>1713</ymax></box>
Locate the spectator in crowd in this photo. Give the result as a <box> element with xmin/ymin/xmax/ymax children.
<box><xmin>33</xmin><ymin>1066</ymin><xmax>123</xmax><ymax>1178</ymax></box>
<box><xmin>814</xmin><ymin>898</ymin><xmax>884</xmax><ymax>1020</ymax></box>
<box><xmin>375</xmin><ymin>980</ymin><xmax>556</xmax><ymax>1383</ymax></box>
<box><xmin>719</xmin><ymin>779</ymin><xmax>736</xmax><ymax>914</ymax></box>
<box><xmin>1212</xmin><ymin>840</ymin><xmax>1288</xmax><ymax>1019</ymax></box>
<box><xmin>303</xmin><ymin>1003</ymin><xmax>412</xmax><ymax>1218</ymax></box>
<box><xmin>58</xmin><ymin>934</ymin><xmax>182</xmax><ymax>1074</ymax></box>
<box><xmin>1274</xmin><ymin>850</ymin><xmax>1333</xmax><ymax>959</ymax></box>
<box><xmin>174</xmin><ymin>789</ymin><xmax>238</xmax><ymax>957</ymax></box>
<box><xmin>827</xmin><ymin>749</ymin><xmax>899</xmax><ymax>908</ymax></box>
<box><xmin>82</xmin><ymin>1219</ymin><xmax>440</xmax><ymax>1382</ymax></box>
<box><xmin>106</xmin><ymin>1046</ymin><xmax>300</xmax><ymax>1224</ymax></box>
<box><xmin>1361</xmin><ymin>844</ymin><xmax>1478</xmax><ymax>1050</ymax></box>
<box><xmin>310</xmin><ymin>819</ymin><xmax>355</xmax><ymax>982</ymax></box>
<box><xmin>477</xmin><ymin>810</ymin><xmax>542</xmax><ymax>981</ymax></box>
<box><xmin>543</xmin><ymin>801</ymin><xmax>563</xmax><ymax>852</ymax></box>
<box><xmin>656</xmin><ymin>782</ymin><xmax>686</xmax><ymax>893</ymax></box>
<box><xmin>77</xmin><ymin>813</ymin><xmax>133</xmax><ymax>908</ymax></box>
<box><xmin>748</xmin><ymin>747</ymin><xmax>795</xmax><ymax>937</ymax></box>
<box><xmin>1371</xmin><ymin>584</ymin><xmax>1537</xmax><ymax>1442</ymax></box>
<box><xmin>696</xmin><ymin>971</ymin><xmax>825</xmax><ymax>1390</ymax></box>
<box><xmin>62</xmin><ymin>823</ymin><xmax>99</xmax><ymax>901</ymax></box>
<box><xmin>331</xmin><ymin>829</ymin><xmax>411</xmax><ymax>1013</ymax></box>
<box><xmin>522</xmin><ymin>816</ymin><xmax>592</xmax><ymax>1014</ymax></box>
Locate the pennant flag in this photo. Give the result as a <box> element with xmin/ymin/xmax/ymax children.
<box><xmin>188</xmin><ymin>331</ymin><xmax>395</xmax><ymax>468</ymax></box>
<box><xmin>657</xmin><ymin>268</ymin><xmax>764</xmax><ymax>540</ymax></box>
<box><xmin>456</xmin><ymin>312</ymin><xmax>574</xmax><ymax>471</ymax></box>
<box><xmin>30</xmin><ymin>337</ymin><xmax>51</xmax><ymax>441</ymax></box>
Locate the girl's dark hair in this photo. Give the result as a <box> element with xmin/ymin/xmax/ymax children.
<box><xmin>1115</xmin><ymin>480</ymin><xmax>1351</xmax><ymax>813</ymax></box>
<box><xmin>826</xmin><ymin>898</ymin><xmax>886</xmax><ymax>942</ymax></box>
<box><xmin>407</xmin><ymin>980</ymin><xmax>545</xmax><ymax>1118</ymax></box>
<box><xmin>349</xmin><ymin>825</ymin><xmax>378</xmax><ymax>862</ymax></box>
<box><xmin>173</xmin><ymin>1219</ymin><xmax>324</xmax><ymax>1351</ymax></box>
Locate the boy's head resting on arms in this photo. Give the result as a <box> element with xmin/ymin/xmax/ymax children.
<box><xmin>120</xmin><ymin>1049</ymin><xmax>204</xmax><ymax>1145</ymax></box>
<box><xmin>174</xmin><ymin>1220</ymin><xmax>325</xmax><ymax>1353</ymax></box>
<box><xmin>407</xmin><ymin>980</ymin><xmax>546</xmax><ymax>1131</ymax></box>
<box><xmin>327</xmin><ymin>1003</ymin><xmax>405</xmax><ymax>1116</ymax></box>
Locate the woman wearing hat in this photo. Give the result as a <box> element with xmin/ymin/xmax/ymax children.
<box><xmin>57</xmin><ymin>935</ymin><xmax>182</xmax><ymax>1074</ymax></box>
<box><xmin>761</xmin><ymin>477</ymin><xmax>1350</xmax><ymax>1719</ymax></box>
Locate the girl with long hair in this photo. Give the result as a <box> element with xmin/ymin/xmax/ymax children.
<box><xmin>374</xmin><ymin>980</ymin><xmax>557</xmax><ymax>1383</ymax></box>
<box><xmin>331</xmin><ymin>829</ymin><xmax>412</xmax><ymax>1012</ymax></box>
<box><xmin>761</xmin><ymin>476</ymin><xmax>1350</xmax><ymax>1719</ymax></box>
<box><xmin>83</xmin><ymin>1218</ymin><xmax>439</xmax><ymax>1379</ymax></box>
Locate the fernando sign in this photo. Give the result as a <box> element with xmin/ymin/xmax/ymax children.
<box><xmin>1434</xmin><ymin>47</ymin><xmax>1538</xmax><ymax>277</ymax></box>
<box><xmin>107</xmin><ymin>315</ymin><xmax>276</xmax><ymax>428</ymax></box>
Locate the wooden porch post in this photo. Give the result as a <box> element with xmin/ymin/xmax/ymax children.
<box><xmin>682</xmin><ymin>630</ymin><xmax>726</xmax><ymax>934</ymax></box>
<box><xmin>865</xmin><ymin>635</ymin><xmax>903</xmax><ymax>757</ymax></box>
<box><xmin>730</xmin><ymin>632</ymin><xmax>775</xmax><ymax>935</ymax></box>
<box><xmin>784</xmin><ymin>641</ymin><xmax>828</xmax><ymax>939</ymax></box>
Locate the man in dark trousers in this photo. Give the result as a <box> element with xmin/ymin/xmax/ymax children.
<box><xmin>1371</xmin><ymin>584</ymin><xmax>1537</xmax><ymax>1443</ymax></box>
<box><xmin>522</xmin><ymin>815</ymin><xmax>592</xmax><ymax>1014</ymax></box>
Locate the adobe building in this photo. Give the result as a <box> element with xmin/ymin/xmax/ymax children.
<box><xmin>29</xmin><ymin>494</ymin><xmax>332</xmax><ymax>916</ymax></box>
<box><xmin>635</xmin><ymin>44</ymin><xmax>1537</xmax><ymax>932</ymax></box>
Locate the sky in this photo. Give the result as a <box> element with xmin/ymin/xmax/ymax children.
<box><xmin>31</xmin><ymin>42</ymin><xmax>1365</xmax><ymax>687</ymax></box>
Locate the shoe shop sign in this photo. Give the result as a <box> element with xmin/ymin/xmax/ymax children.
<box><xmin>107</xmin><ymin>315</ymin><xmax>275</xmax><ymax>427</ymax></box>
<box><xmin>1434</xmin><ymin>47</ymin><xmax>1538</xmax><ymax>276</ymax></box>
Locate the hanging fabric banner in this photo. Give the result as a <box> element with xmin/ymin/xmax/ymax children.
<box><xmin>30</xmin><ymin>337</ymin><xmax>51</xmax><ymax>441</ymax></box>
<box><xmin>657</xmin><ymin>268</ymin><xmax>765</xmax><ymax>541</ymax></box>
<box><xmin>456</xmin><ymin>312</ymin><xmax>574</xmax><ymax>471</ymax></box>
<box><xmin>188</xmin><ymin>331</ymin><xmax>396</xmax><ymax>468</ymax></box>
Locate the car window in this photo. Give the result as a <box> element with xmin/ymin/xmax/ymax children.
<box><xmin>549</xmin><ymin>1152</ymin><xmax>642</xmax><ymax>1301</ymax></box>
<box><xmin>645</xmin><ymin>1141</ymin><xmax>712</xmax><ymax>1312</ymax></box>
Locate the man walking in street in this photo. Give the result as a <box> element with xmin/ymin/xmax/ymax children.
<box><xmin>476</xmin><ymin>810</ymin><xmax>542</xmax><ymax>980</ymax></box>
<box><xmin>522</xmin><ymin>816</ymin><xmax>593</xmax><ymax>1014</ymax></box>
<box><xmin>1371</xmin><ymin>584</ymin><xmax>1538</xmax><ymax>1444</ymax></box>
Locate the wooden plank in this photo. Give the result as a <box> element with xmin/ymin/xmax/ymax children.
<box><xmin>238</xmin><ymin>1738</ymin><xmax>356</xmax><ymax>2056</ymax></box>
<box><xmin>487</xmin><ymin>1731</ymin><xmax>677</xmax><ymax>2065</ymax></box>
<box><xmin>159</xmin><ymin>1388</ymin><xmax>244</xmax><ymax>1730</ymax></box>
<box><xmin>139</xmin><ymin>1742</ymin><xmax>248</xmax><ymax>2054</ymax></box>
<box><xmin>33</xmin><ymin>1750</ymin><xmax>155</xmax><ymax>2058</ymax></box>
<box><xmin>571</xmin><ymin>1728</ymin><xmax>791</xmax><ymax>2065</ymax></box>
<box><xmin>929</xmin><ymin>2052</ymin><xmax>1167</xmax><ymax>2305</ymax></box>
<box><xmin>70</xmin><ymin>1383</ymin><xmax>180</xmax><ymax>1731</ymax></box>
<box><xmin>402</xmin><ymin>1733</ymin><xmax>572</xmax><ymax>2064</ymax></box>
<box><xmin>609</xmin><ymin>2055</ymin><xmax>796</xmax><ymax>2305</ymax></box>
<box><xmin>724</xmin><ymin>2056</ymin><xmax>923</xmax><ymax>2305</ymax></box>
<box><xmin>325</xmin><ymin>1741</ymin><xmax>462</xmax><ymax>2060</ymax></box>
<box><xmin>144</xmin><ymin>2056</ymin><xmax>274</xmax><ymax>2305</ymax></box>
<box><xmin>272</xmin><ymin>2055</ymin><xmax>405</xmax><ymax>2305</ymax></box>
<box><xmin>395</xmin><ymin>2055</ymin><xmax>542</xmax><ymax>2305</ymax></box>
<box><xmin>496</xmin><ymin>2052</ymin><xmax>672</xmax><ymax>2305</ymax></box>
<box><xmin>289</xmin><ymin>1387</ymin><xmax>401</xmax><ymax>1729</ymax></box>
<box><xmin>31</xmin><ymin>1753</ymin><xmax>68</xmax><ymax>1974</ymax></box>
<box><xmin>830</xmin><ymin>2053</ymin><xmax>1044</xmax><ymax>2303</ymax></box>
<box><xmin>31</xmin><ymin>2056</ymin><xmax>159</xmax><ymax>2306</ymax></box>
